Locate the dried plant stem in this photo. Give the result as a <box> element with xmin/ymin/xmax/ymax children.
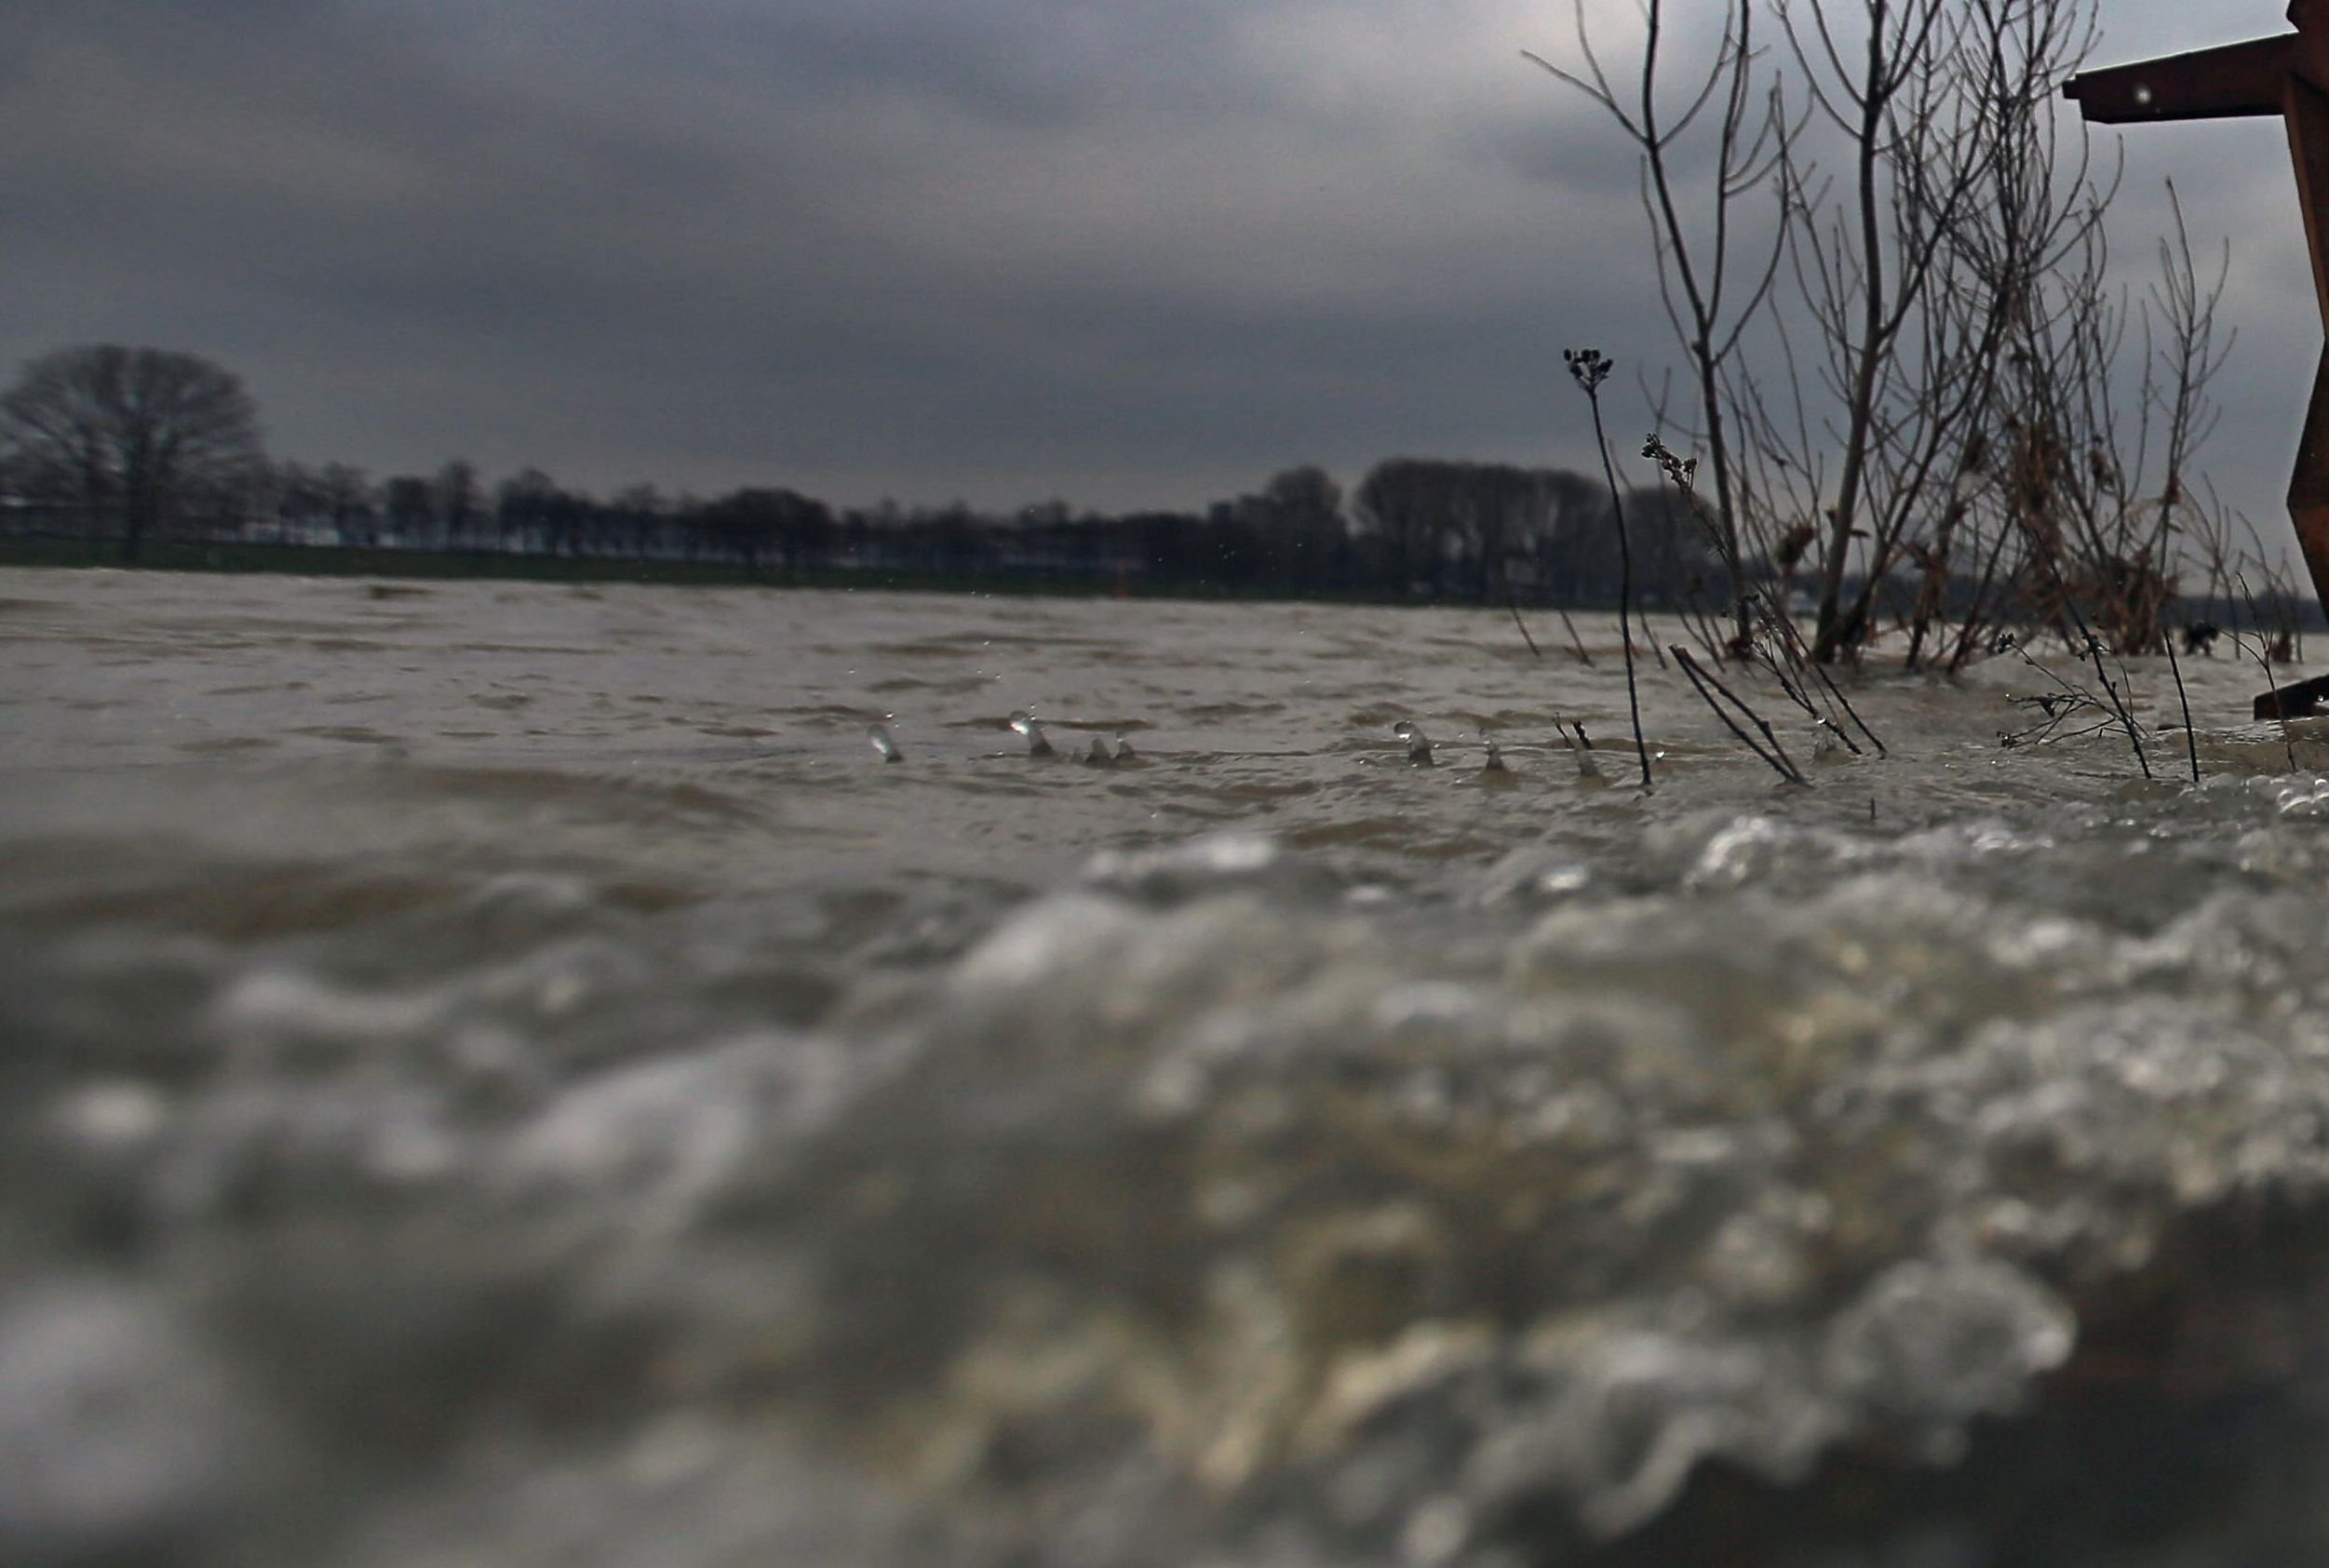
<box><xmin>2163</xmin><ymin>624</ymin><xmax>2201</xmax><ymax>784</ymax></box>
<box><xmin>1674</xmin><ymin>646</ymin><xmax>1808</xmax><ymax>784</ymax></box>
<box><xmin>1568</xmin><ymin>349</ymin><xmax>1654</xmax><ymax>790</ymax></box>
<box><xmin>1810</xmin><ymin>660</ymin><xmax>1888</xmax><ymax>759</ymax></box>
<box><xmin>1753</xmin><ymin>594</ymin><xmax>1889</xmax><ymax>757</ymax></box>
<box><xmin>1505</xmin><ymin>589</ymin><xmax>1543</xmax><ymax>659</ymax></box>
<box><xmin>1557</xmin><ymin>609</ymin><xmax>1595</xmax><ymax>665</ymax></box>
<box><xmin>2078</xmin><ymin>633</ymin><xmax>2152</xmax><ymax>781</ymax></box>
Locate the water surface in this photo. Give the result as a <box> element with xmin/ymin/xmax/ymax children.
<box><xmin>6</xmin><ymin>570</ymin><xmax>2329</xmax><ymax>1566</ymax></box>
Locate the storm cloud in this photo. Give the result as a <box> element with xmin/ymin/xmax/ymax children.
<box><xmin>0</xmin><ymin>0</ymin><xmax>2311</xmax><ymax>535</ymax></box>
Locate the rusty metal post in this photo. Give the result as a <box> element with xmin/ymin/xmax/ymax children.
<box><xmin>2066</xmin><ymin>5</ymin><xmax>2329</xmax><ymax>715</ymax></box>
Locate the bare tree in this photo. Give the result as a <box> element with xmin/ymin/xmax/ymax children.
<box><xmin>1898</xmin><ymin>0</ymin><xmax>2101</xmax><ymax>665</ymax></box>
<box><xmin>1767</xmin><ymin>0</ymin><xmax>1987</xmax><ymax>660</ymax></box>
<box><xmin>0</xmin><ymin>344</ymin><xmax>265</xmax><ymax>562</ymax></box>
<box><xmin>2128</xmin><ymin>183</ymin><xmax>2234</xmax><ymax>627</ymax></box>
<box><xmin>1725</xmin><ymin>0</ymin><xmax>2121</xmax><ymax>663</ymax></box>
<box><xmin>1865</xmin><ymin>0</ymin><xmax>2114</xmax><ymax>666</ymax></box>
<box><xmin>434</xmin><ymin>459</ymin><xmax>481</xmax><ymax>550</ymax></box>
<box><xmin>1529</xmin><ymin>0</ymin><xmax>1794</xmax><ymax>641</ymax></box>
<box><xmin>1990</xmin><ymin>176</ymin><xmax>2233</xmax><ymax>659</ymax></box>
<box><xmin>316</xmin><ymin>462</ymin><xmax>375</xmax><ymax>546</ymax></box>
<box><xmin>274</xmin><ymin>460</ymin><xmax>330</xmax><ymax>542</ymax></box>
<box><xmin>383</xmin><ymin>474</ymin><xmax>435</xmax><ymax>544</ymax></box>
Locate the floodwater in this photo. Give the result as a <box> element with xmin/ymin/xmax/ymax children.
<box><xmin>7</xmin><ymin>569</ymin><xmax>2329</xmax><ymax>1566</ymax></box>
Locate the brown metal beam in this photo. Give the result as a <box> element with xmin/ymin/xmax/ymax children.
<box><xmin>2066</xmin><ymin>10</ymin><xmax>2329</xmax><ymax>713</ymax></box>
<box><xmin>2289</xmin><ymin>344</ymin><xmax>2329</xmax><ymax>623</ymax></box>
<box><xmin>2290</xmin><ymin>74</ymin><xmax>2329</xmax><ymax>331</ymax></box>
<box><xmin>2064</xmin><ymin>34</ymin><xmax>2291</xmax><ymax>122</ymax></box>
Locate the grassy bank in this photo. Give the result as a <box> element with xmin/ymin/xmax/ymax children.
<box><xmin>0</xmin><ymin>537</ymin><xmax>1162</xmax><ymax>598</ymax></box>
<box><xmin>0</xmin><ymin>536</ymin><xmax>1464</xmax><ymax>607</ymax></box>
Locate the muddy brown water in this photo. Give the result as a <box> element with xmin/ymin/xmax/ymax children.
<box><xmin>7</xmin><ymin>568</ymin><xmax>2329</xmax><ymax>1566</ymax></box>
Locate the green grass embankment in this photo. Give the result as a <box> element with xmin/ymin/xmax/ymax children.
<box><xmin>0</xmin><ymin>537</ymin><xmax>1404</xmax><ymax>603</ymax></box>
<box><xmin>0</xmin><ymin>538</ymin><xmax>1115</xmax><ymax>596</ymax></box>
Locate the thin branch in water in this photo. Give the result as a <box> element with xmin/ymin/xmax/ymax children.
<box><xmin>1568</xmin><ymin>347</ymin><xmax>1655</xmax><ymax>790</ymax></box>
<box><xmin>2002</xmin><ymin>716</ymin><xmax>2122</xmax><ymax>749</ymax></box>
<box><xmin>1505</xmin><ymin>585</ymin><xmax>1543</xmax><ymax>659</ymax></box>
<box><xmin>1557</xmin><ymin>608</ymin><xmax>1595</xmax><ymax>665</ymax></box>
<box><xmin>1806</xmin><ymin>656</ymin><xmax>1888</xmax><ymax>758</ymax></box>
<box><xmin>1674</xmin><ymin>645</ymin><xmax>1809</xmax><ymax>784</ymax></box>
<box><xmin>2237</xmin><ymin>570</ymin><xmax>2300</xmax><ymax>772</ymax></box>
<box><xmin>2078</xmin><ymin>632</ymin><xmax>2152</xmax><ymax>780</ymax></box>
<box><xmin>2000</xmin><ymin>688</ymin><xmax>2104</xmax><ymax>748</ymax></box>
<box><xmin>1747</xmin><ymin>586</ymin><xmax>1889</xmax><ymax>757</ymax></box>
<box><xmin>2164</xmin><ymin>617</ymin><xmax>2201</xmax><ymax>784</ymax></box>
<box><xmin>1993</xmin><ymin>632</ymin><xmax>2129</xmax><ymax>757</ymax></box>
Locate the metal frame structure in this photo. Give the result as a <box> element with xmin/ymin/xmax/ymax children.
<box><xmin>2067</xmin><ymin>3</ymin><xmax>2329</xmax><ymax>714</ymax></box>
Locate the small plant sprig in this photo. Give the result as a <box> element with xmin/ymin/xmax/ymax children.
<box><xmin>1998</xmin><ymin>687</ymin><xmax>2113</xmax><ymax>749</ymax></box>
<box><xmin>1743</xmin><ymin>590</ymin><xmax>1889</xmax><ymax>757</ymax></box>
<box><xmin>1566</xmin><ymin>348</ymin><xmax>1653</xmax><ymax>791</ymax></box>
<box><xmin>1643</xmin><ymin>434</ymin><xmax>1700</xmax><ymax>489</ymax></box>
<box><xmin>1506</xmin><ymin>593</ymin><xmax>1544</xmax><ymax>659</ymax></box>
<box><xmin>1640</xmin><ymin>432</ymin><xmax>1752</xmax><ymax>660</ymax></box>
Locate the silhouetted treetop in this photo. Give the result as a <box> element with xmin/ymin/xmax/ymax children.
<box><xmin>0</xmin><ymin>344</ymin><xmax>266</xmax><ymax>562</ymax></box>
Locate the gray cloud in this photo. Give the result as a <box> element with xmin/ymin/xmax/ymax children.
<box><xmin>0</xmin><ymin>0</ymin><xmax>2312</xmax><ymax>550</ymax></box>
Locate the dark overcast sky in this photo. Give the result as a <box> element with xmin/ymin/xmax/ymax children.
<box><xmin>0</xmin><ymin>0</ymin><xmax>2309</xmax><ymax>538</ymax></box>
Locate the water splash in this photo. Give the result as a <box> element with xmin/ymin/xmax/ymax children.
<box><xmin>1008</xmin><ymin>710</ymin><xmax>1055</xmax><ymax>757</ymax></box>
<box><xmin>1478</xmin><ymin>729</ymin><xmax>1509</xmax><ymax>776</ymax></box>
<box><xmin>1556</xmin><ymin>717</ymin><xmax>1604</xmax><ymax>780</ymax></box>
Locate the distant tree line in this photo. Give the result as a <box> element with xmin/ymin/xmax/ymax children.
<box><xmin>0</xmin><ymin>343</ymin><xmax>1744</xmax><ymax>610</ymax></box>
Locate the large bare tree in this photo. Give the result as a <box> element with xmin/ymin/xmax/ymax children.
<box><xmin>0</xmin><ymin>344</ymin><xmax>265</xmax><ymax>561</ymax></box>
<box><xmin>1766</xmin><ymin>0</ymin><xmax>2113</xmax><ymax>661</ymax></box>
<box><xmin>1543</xmin><ymin>0</ymin><xmax>2199</xmax><ymax>665</ymax></box>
